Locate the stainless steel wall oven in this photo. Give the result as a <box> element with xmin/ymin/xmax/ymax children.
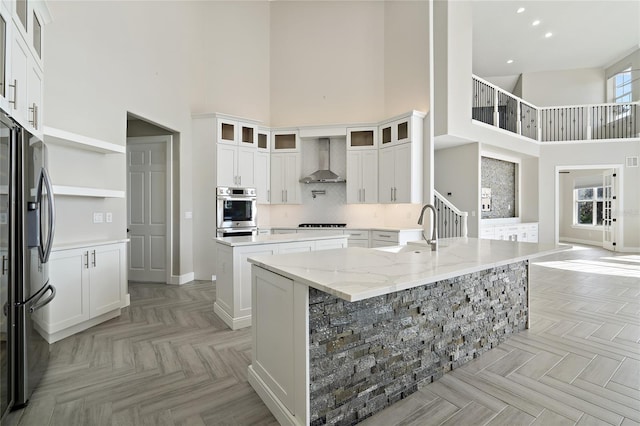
<box><xmin>216</xmin><ymin>187</ymin><xmax>257</xmax><ymax>237</ymax></box>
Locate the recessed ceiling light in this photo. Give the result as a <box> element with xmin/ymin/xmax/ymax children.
<box><xmin>545</xmin><ymin>32</ymin><xmax>553</xmax><ymax>38</ymax></box>
<box><xmin>532</xmin><ymin>20</ymin><xmax>540</xmax><ymax>26</ymax></box>
<box><xmin>517</xmin><ymin>7</ymin><xmax>525</xmax><ymax>13</ymax></box>
<box><xmin>507</xmin><ymin>59</ymin><xmax>514</xmax><ymax>64</ymax></box>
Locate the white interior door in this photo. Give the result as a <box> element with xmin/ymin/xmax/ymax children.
<box><xmin>127</xmin><ymin>137</ymin><xmax>169</xmax><ymax>282</ymax></box>
<box><xmin>602</xmin><ymin>169</ymin><xmax>617</xmax><ymax>251</ymax></box>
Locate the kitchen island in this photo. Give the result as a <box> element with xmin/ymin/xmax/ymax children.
<box><xmin>214</xmin><ymin>232</ymin><xmax>348</xmax><ymax>330</ymax></box>
<box><xmin>247</xmin><ymin>237</ymin><xmax>565</xmax><ymax>425</ymax></box>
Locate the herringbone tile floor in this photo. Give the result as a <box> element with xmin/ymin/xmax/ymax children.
<box><xmin>5</xmin><ymin>245</ymin><xmax>640</xmax><ymax>425</ymax></box>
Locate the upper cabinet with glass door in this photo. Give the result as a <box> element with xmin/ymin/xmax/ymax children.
<box><xmin>216</xmin><ymin>116</ymin><xmax>258</xmax><ymax>149</ymax></box>
<box><xmin>378</xmin><ymin>111</ymin><xmax>425</xmax><ymax>148</ymax></box>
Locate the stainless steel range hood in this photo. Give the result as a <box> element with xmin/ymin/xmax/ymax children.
<box><xmin>299</xmin><ymin>138</ymin><xmax>346</xmax><ymax>183</ymax></box>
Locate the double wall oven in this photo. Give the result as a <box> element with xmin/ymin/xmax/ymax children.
<box><xmin>216</xmin><ymin>187</ymin><xmax>257</xmax><ymax>237</ymax></box>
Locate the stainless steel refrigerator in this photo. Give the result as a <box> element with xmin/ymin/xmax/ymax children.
<box><xmin>0</xmin><ymin>109</ymin><xmax>55</xmax><ymax>419</ymax></box>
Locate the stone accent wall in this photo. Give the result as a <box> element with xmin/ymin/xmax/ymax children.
<box><xmin>481</xmin><ymin>156</ymin><xmax>516</xmax><ymax>219</ymax></box>
<box><xmin>308</xmin><ymin>261</ymin><xmax>529</xmax><ymax>425</ymax></box>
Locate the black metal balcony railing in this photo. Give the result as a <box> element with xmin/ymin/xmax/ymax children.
<box><xmin>472</xmin><ymin>75</ymin><xmax>640</xmax><ymax>142</ymax></box>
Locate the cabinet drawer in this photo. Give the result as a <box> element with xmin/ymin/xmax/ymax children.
<box><xmin>371</xmin><ymin>231</ymin><xmax>399</xmax><ymax>243</ymax></box>
<box><xmin>344</xmin><ymin>229</ymin><xmax>369</xmax><ymax>240</ymax></box>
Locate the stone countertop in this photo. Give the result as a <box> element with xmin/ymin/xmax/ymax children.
<box><xmin>214</xmin><ymin>231</ymin><xmax>348</xmax><ymax>247</ymax></box>
<box><xmin>263</xmin><ymin>226</ymin><xmax>423</xmax><ymax>232</ymax></box>
<box><xmin>248</xmin><ymin>237</ymin><xmax>566</xmax><ymax>302</ymax></box>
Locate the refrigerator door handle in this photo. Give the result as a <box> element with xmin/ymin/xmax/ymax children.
<box><xmin>28</xmin><ymin>282</ymin><xmax>56</xmax><ymax>313</ymax></box>
<box><xmin>36</xmin><ymin>167</ymin><xmax>56</xmax><ymax>263</ymax></box>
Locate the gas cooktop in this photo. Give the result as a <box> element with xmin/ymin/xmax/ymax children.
<box><xmin>298</xmin><ymin>223</ymin><xmax>346</xmax><ymax>228</ymax></box>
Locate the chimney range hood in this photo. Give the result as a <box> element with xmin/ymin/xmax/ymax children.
<box><xmin>299</xmin><ymin>138</ymin><xmax>346</xmax><ymax>184</ymax></box>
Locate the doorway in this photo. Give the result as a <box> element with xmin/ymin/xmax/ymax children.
<box><xmin>555</xmin><ymin>165</ymin><xmax>623</xmax><ymax>251</ymax></box>
<box><xmin>127</xmin><ymin>136</ymin><xmax>172</xmax><ymax>282</ymax></box>
<box><xmin>126</xmin><ymin>114</ymin><xmax>176</xmax><ymax>283</ymax></box>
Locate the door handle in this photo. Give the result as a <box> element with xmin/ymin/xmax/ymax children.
<box><xmin>36</xmin><ymin>167</ymin><xmax>56</xmax><ymax>263</ymax></box>
<box><xmin>29</xmin><ymin>282</ymin><xmax>56</xmax><ymax>313</ymax></box>
<box><xmin>1</xmin><ymin>255</ymin><xmax>7</xmax><ymax>275</ymax></box>
<box><xmin>8</xmin><ymin>79</ymin><xmax>16</xmax><ymax>108</ymax></box>
<box><xmin>267</xmin><ymin>190</ymin><xmax>270</xmax><ymax>202</ymax></box>
<box><xmin>362</xmin><ymin>188</ymin><xmax>365</xmax><ymax>202</ymax></box>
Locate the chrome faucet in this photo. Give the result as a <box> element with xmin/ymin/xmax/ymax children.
<box><xmin>417</xmin><ymin>204</ymin><xmax>438</xmax><ymax>251</ymax></box>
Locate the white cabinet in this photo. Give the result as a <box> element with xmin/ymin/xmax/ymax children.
<box><xmin>379</xmin><ymin>143</ymin><xmax>415</xmax><ymax>203</ymax></box>
<box><xmin>271</xmin><ymin>130</ymin><xmax>300</xmax><ymax>152</ymax></box>
<box><xmin>255</xmin><ymin>150</ymin><xmax>270</xmax><ymax>204</ymax></box>
<box><xmin>377</xmin><ymin>112</ymin><xmax>424</xmax><ymax>204</ymax></box>
<box><xmin>36</xmin><ymin>241</ymin><xmax>127</xmax><ymax>343</ymax></box>
<box><xmin>370</xmin><ymin>229</ymin><xmax>423</xmax><ymax>248</ymax></box>
<box><xmin>344</xmin><ymin>229</ymin><xmax>370</xmax><ymax>248</ymax></box>
<box><xmin>480</xmin><ymin>222</ymin><xmax>538</xmax><ymax>243</ymax></box>
<box><xmin>270</xmin><ymin>152</ymin><xmax>301</xmax><ymax>204</ymax></box>
<box><xmin>347</xmin><ymin>149</ymin><xmax>378</xmax><ymax>204</ymax></box>
<box><xmin>214</xmin><ymin>235</ymin><xmax>347</xmax><ymax>330</ymax></box>
<box><xmin>215</xmin><ymin>117</ymin><xmax>259</xmax><ymax>187</ymax></box>
<box><xmin>347</xmin><ymin>127</ymin><xmax>377</xmax><ymax>150</ymax></box>
<box><xmin>5</xmin><ymin>1</ymin><xmax>47</xmax><ymax>136</ymax></box>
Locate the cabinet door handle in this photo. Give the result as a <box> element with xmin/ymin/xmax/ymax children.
<box><xmin>8</xmin><ymin>79</ymin><xmax>17</xmax><ymax>108</ymax></box>
<box><xmin>267</xmin><ymin>189</ymin><xmax>270</xmax><ymax>202</ymax></box>
<box><xmin>29</xmin><ymin>103</ymin><xmax>37</xmax><ymax>128</ymax></box>
<box><xmin>238</xmin><ymin>176</ymin><xmax>241</xmax><ymax>185</ymax></box>
<box><xmin>282</xmin><ymin>190</ymin><xmax>285</xmax><ymax>202</ymax></box>
<box><xmin>92</xmin><ymin>250</ymin><xmax>96</xmax><ymax>267</ymax></box>
<box><xmin>2</xmin><ymin>255</ymin><xmax>7</xmax><ymax>275</ymax></box>
<box><xmin>84</xmin><ymin>251</ymin><xmax>89</xmax><ymax>269</ymax></box>
<box><xmin>362</xmin><ymin>188</ymin><xmax>365</xmax><ymax>202</ymax></box>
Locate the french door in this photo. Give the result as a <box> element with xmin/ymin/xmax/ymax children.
<box><xmin>602</xmin><ymin>169</ymin><xmax>617</xmax><ymax>251</ymax></box>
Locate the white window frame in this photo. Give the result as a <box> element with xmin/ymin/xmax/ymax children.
<box><xmin>608</xmin><ymin>67</ymin><xmax>633</xmax><ymax>120</ymax></box>
<box><xmin>573</xmin><ymin>186</ymin><xmax>604</xmax><ymax>229</ymax></box>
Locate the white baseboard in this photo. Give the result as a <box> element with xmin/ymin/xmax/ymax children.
<box><xmin>248</xmin><ymin>366</ymin><xmax>300</xmax><ymax>426</ymax></box>
<box><xmin>35</xmin><ymin>309</ymin><xmax>121</xmax><ymax>344</ymax></box>
<box><xmin>167</xmin><ymin>272</ymin><xmax>195</xmax><ymax>285</ymax></box>
<box><xmin>213</xmin><ymin>302</ymin><xmax>251</xmax><ymax>330</ymax></box>
<box><xmin>618</xmin><ymin>246</ymin><xmax>640</xmax><ymax>253</ymax></box>
<box><xmin>559</xmin><ymin>238</ymin><xmax>603</xmax><ymax>247</ymax></box>
<box><xmin>122</xmin><ymin>293</ymin><xmax>131</xmax><ymax>307</ymax></box>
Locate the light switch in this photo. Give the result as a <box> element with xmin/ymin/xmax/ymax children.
<box><xmin>93</xmin><ymin>212</ymin><xmax>104</xmax><ymax>223</ymax></box>
<box><xmin>106</xmin><ymin>212</ymin><xmax>113</xmax><ymax>223</ymax></box>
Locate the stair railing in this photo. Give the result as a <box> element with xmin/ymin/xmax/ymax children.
<box><xmin>434</xmin><ymin>190</ymin><xmax>468</xmax><ymax>238</ymax></box>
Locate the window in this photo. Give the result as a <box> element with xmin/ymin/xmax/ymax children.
<box><xmin>609</xmin><ymin>67</ymin><xmax>632</xmax><ymax>119</ymax></box>
<box><xmin>574</xmin><ymin>187</ymin><xmax>604</xmax><ymax>226</ymax></box>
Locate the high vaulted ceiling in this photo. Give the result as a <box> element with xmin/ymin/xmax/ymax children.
<box><xmin>472</xmin><ymin>0</ymin><xmax>640</xmax><ymax>78</ymax></box>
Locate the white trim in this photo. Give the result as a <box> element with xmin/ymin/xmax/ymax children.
<box><xmin>555</xmin><ymin>164</ymin><xmax>624</xmax><ymax>251</ymax></box>
<box><xmin>35</xmin><ymin>309</ymin><xmax>121</xmax><ymax>344</ymax></box>
<box><xmin>559</xmin><ymin>237</ymin><xmax>603</xmax><ymax>248</ymax></box>
<box><xmin>213</xmin><ymin>302</ymin><xmax>251</xmax><ymax>330</ymax></box>
<box><xmin>248</xmin><ymin>366</ymin><xmax>300</xmax><ymax>426</ymax></box>
<box><xmin>617</xmin><ymin>246</ymin><xmax>640</xmax><ymax>253</ymax></box>
<box><xmin>167</xmin><ymin>272</ymin><xmax>194</xmax><ymax>285</ymax></box>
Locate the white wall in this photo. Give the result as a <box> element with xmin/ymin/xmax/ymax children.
<box><xmin>269</xmin><ymin>1</ymin><xmax>385</xmax><ymax>126</ymax></box>
<box><xmin>520</xmin><ymin>68</ymin><xmax>606</xmax><ymax>106</ymax></box>
<box><xmin>45</xmin><ymin>1</ymin><xmax>196</xmax><ymax>275</ymax></box>
<box><xmin>539</xmin><ymin>140</ymin><xmax>640</xmax><ymax>251</ymax></box>
<box><xmin>383</xmin><ymin>1</ymin><xmax>430</xmax><ymax>117</ymax></box>
<box><xmin>434</xmin><ymin>143</ymin><xmax>480</xmax><ymax>237</ymax></box>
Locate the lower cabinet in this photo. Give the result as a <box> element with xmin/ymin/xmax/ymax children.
<box><xmin>480</xmin><ymin>222</ymin><xmax>539</xmax><ymax>243</ymax></box>
<box><xmin>214</xmin><ymin>236</ymin><xmax>347</xmax><ymax>330</ymax></box>
<box><xmin>370</xmin><ymin>229</ymin><xmax>423</xmax><ymax>248</ymax></box>
<box><xmin>35</xmin><ymin>241</ymin><xmax>127</xmax><ymax>343</ymax></box>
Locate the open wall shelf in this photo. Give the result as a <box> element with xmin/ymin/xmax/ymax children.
<box><xmin>44</xmin><ymin>126</ymin><xmax>125</xmax><ymax>154</ymax></box>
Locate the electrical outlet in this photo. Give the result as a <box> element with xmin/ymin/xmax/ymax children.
<box><xmin>93</xmin><ymin>212</ymin><xmax>104</xmax><ymax>223</ymax></box>
<box><xmin>105</xmin><ymin>212</ymin><xmax>113</xmax><ymax>223</ymax></box>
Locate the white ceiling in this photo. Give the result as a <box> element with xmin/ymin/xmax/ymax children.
<box><xmin>472</xmin><ymin>0</ymin><xmax>640</xmax><ymax>78</ymax></box>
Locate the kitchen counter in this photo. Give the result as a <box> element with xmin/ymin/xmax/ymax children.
<box><xmin>214</xmin><ymin>231</ymin><xmax>347</xmax><ymax>247</ymax></box>
<box><xmin>213</xmin><ymin>231</ymin><xmax>349</xmax><ymax>330</ymax></box>
<box><xmin>248</xmin><ymin>237</ymin><xmax>567</xmax><ymax>424</ymax></box>
<box><xmin>248</xmin><ymin>237</ymin><xmax>563</xmax><ymax>302</ymax></box>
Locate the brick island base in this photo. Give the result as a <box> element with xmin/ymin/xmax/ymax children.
<box><xmin>248</xmin><ymin>261</ymin><xmax>529</xmax><ymax>426</ymax></box>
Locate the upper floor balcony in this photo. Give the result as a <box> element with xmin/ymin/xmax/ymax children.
<box><xmin>472</xmin><ymin>75</ymin><xmax>639</xmax><ymax>143</ymax></box>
